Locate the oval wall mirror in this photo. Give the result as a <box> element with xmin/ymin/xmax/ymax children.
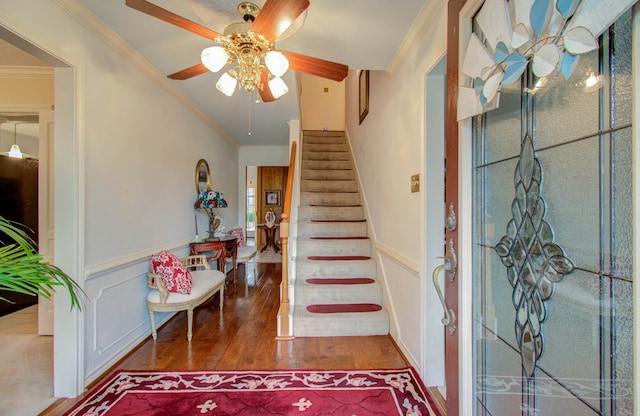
<box><xmin>195</xmin><ymin>159</ymin><xmax>211</xmax><ymax>195</ymax></box>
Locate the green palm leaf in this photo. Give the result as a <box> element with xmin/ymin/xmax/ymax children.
<box><xmin>0</xmin><ymin>216</ymin><xmax>84</xmax><ymax>310</ymax></box>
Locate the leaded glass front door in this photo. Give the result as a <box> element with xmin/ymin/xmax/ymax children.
<box><xmin>472</xmin><ymin>8</ymin><xmax>635</xmax><ymax>416</ymax></box>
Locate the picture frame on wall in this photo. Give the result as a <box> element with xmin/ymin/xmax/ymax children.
<box><xmin>265</xmin><ymin>190</ymin><xmax>281</xmax><ymax>206</ymax></box>
<box><xmin>359</xmin><ymin>70</ymin><xmax>369</xmax><ymax>124</ymax></box>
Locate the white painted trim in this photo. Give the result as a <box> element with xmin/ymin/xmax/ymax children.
<box><xmin>0</xmin><ymin>104</ymin><xmax>50</xmax><ymax>112</ymax></box>
<box><xmin>85</xmin><ymin>240</ymin><xmax>191</xmax><ymax>278</ymax></box>
<box><xmin>84</xmin><ymin>313</ymin><xmax>172</xmax><ymax>384</ymax></box>
<box><xmin>423</xmin><ymin>53</ymin><xmax>447</xmax><ymax>388</ymax></box>
<box><xmin>458</xmin><ymin>118</ymin><xmax>474</xmax><ymax>416</ymax></box>
<box><xmin>458</xmin><ymin>0</ymin><xmax>484</xmax><ymax>414</ymax></box>
<box><xmin>53</xmin><ymin>0</ymin><xmax>237</xmax><ymax>148</ymax></box>
<box><xmin>387</xmin><ymin>0</ymin><xmax>447</xmax><ymax>74</ymax></box>
<box><xmin>343</xmin><ymin>128</ymin><xmax>400</xmax><ymax>342</ymax></box>
<box><xmin>0</xmin><ymin>65</ymin><xmax>53</xmax><ymax>78</ymax></box>
<box><xmin>375</xmin><ymin>242</ymin><xmax>420</xmax><ymax>274</ymax></box>
<box><xmin>0</xmin><ymin>8</ymin><xmax>88</xmax><ymax>396</ymax></box>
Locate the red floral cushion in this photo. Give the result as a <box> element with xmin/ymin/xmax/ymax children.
<box><xmin>228</xmin><ymin>228</ymin><xmax>246</xmax><ymax>247</ymax></box>
<box><xmin>150</xmin><ymin>251</ymin><xmax>192</xmax><ymax>294</ymax></box>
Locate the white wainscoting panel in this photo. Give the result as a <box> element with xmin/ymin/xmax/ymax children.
<box><xmin>83</xmin><ymin>245</ymin><xmax>189</xmax><ymax>384</ymax></box>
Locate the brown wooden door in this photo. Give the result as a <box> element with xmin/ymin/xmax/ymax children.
<box><xmin>256</xmin><ymin>166</ymin><xmax>288</xmax><ymax>248</ymax></box>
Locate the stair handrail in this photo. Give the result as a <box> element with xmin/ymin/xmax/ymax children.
<box><xmin>276</xmin><ymin>140</ymin><xmax>296</xmax><ymax>340</ymax></box>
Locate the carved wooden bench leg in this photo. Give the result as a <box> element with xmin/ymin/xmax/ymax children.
<box><xmin>187</xmin><ymin>308</ymin><xmax>194</xmax><ymax>342</ymax></box>
<box><xmin>219</xmin><ymin>287</ymin><xmax>224</xmax><ymax>310</ymax></box>
<box><xmin>149</xmin><ymin>310</ymin><xmax>158</xmax><ymax>341</ymax></box>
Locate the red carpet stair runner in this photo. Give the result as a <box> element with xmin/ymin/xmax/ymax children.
<box><xmin>293</xmin><ymin>131</ymin><xmax>390</xmax><ymax>336</ymax></box>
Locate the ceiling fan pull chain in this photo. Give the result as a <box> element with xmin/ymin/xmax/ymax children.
<box><xmin>247</xmin><ymin>92</ymin><xmax>252</xmax><ymax>136</ymax></box>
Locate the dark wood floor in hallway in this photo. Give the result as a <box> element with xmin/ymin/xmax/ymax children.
<box><xmin>42</xmin><ymin>261</ymin><xmax>410</xmax><ymax>415</ymax></box>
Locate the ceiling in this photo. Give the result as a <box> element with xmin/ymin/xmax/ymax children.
<box><xmin>6</xmin><ymin>0</ymin><xmax>426</xmax><ymax>146</ymax></box>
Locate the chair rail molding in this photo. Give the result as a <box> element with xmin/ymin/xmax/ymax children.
<box><xmin>85</xmin><ymin>238</ymin><xmax>192</xmax><ymax>279</ymax></box>
<box><xmin>375</xmin><ymin>241</ymin><xmax>420</xmax><ymax>276</ymax></box>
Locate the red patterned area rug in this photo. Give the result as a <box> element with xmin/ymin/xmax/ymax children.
<box><xmin>64</xmin><ymin>368</ymin><xmax>441</xmax><ymax>415</ymax></box>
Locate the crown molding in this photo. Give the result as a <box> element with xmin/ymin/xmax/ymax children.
<box><xmin>0</xmin><ymin>65</ymin><xmax>54</xmax><ymax>79</ymax></box>
<box><xmin>53</xmin><ymin>0</ymin><xmax>238</xmax><ymax>148</ymax></box>
<box><xmin>387</xmin><ymin>0</ymin><xmax>447</xmax><ymax>74</ymax></box>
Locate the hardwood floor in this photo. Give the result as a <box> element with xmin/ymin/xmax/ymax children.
<box><xmin>41</xmin><ymin>261</ymin><xmax>409</xmax><ymax>415</ymax></box>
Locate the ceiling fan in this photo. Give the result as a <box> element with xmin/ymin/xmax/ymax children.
<box><xmin>125</xmin><ymin>0</ymin><xmax>349</xmax><ymax>102</ymax></box>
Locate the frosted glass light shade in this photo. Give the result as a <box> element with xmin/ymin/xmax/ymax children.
<box><xmin>201</xmin><ymin>46</ymin><xmax>229</xmax><ymax>73</ymax></box>
<box><xmin>265</xmin><ymin>51</ymin><xmax>289</xmax><ymax>77</ymax></box>
<box><xmin>269</xmin><ymin>76</ymin><xmax>288</xmax><ymax>99</ymax></box>
<box><xmin>216</xmin><ymin>72</ymin><xmax>237</xmax><ymax>96</ymax></box>
<box><xmin>8</xmin><ymin>144</ymin><xmax>23</xmax><ymax>158</ymax></box>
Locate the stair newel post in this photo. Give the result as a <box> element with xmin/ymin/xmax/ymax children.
<box><xmin>280</xmin><ymin>214</ymin><xmax>290</xmax><ymax>305</ymax></box>
<box><xmin>276</xmin><ymin>141</ymin><xmax>296</xmax><ymax>340</ymax></box>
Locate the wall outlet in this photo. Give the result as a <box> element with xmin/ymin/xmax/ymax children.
<box><xmin>411</xmin><ymin>174</ymin><xmax>420</xmax><ymax>193</ymax></box>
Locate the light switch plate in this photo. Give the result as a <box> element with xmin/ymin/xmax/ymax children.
<box><xmin>411</xmin><ymin>174</ymin><xmax>420</xmax><ymax>193</ymax></box>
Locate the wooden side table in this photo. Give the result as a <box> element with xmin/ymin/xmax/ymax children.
<box><xmin>257</xmin><ymin>224</ymin><xmax>280</xmax><ymax>253</ymax></box>
<box><xmin>190</xmin><ymin>234</ymin><xmax>238</xmax><ymax>282</ymax></box>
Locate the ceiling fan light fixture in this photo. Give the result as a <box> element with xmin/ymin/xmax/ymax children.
<box><xmin>265</xmin><ymin>51</ymin><xmax>289</xmax><ymax>77</ymax></box>
<box><xmin>201</xmin><ymin>46</ymin><xmax>229</xmax><ymax>73</ymax></box>
<box><xmin>217</xmin><ymin>71</ymin><xmax>238</xmax><ymax>96</ymax></box>
<box><xmin>268</xmin><ymin>76</ymin><xmax>288</xmax><ymax>99</ymax></box>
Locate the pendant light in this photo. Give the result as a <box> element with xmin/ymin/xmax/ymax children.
<box><xmin>0</xmin><ymin>123</ymin><xmax>30</xmax><ymax>159</ymax></box>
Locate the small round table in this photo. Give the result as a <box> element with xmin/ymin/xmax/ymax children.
<box><xmin>257</xmin><ymin>223</ymin><xmax>280</xmax><ymax>253</ymax></box>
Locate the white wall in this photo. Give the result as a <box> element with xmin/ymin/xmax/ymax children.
<box><xmin>0</xmin><ymin>0</ymin><xmax>239</xmax><ymax>391</ymax></box>
<box><xmin>299</xmin><ymin>74</ymin><xmax>345</xmax><ymax>131</ymax></box>
<box><xmin>344</xmin><ymin>0</ymin><xmax>448</xmax><ymax>386</ymax></box>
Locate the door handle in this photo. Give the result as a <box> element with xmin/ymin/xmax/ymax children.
<box><xmin>432</xmin><ymin>243</ymin><xmax>457</xmax><ymax>334</ymax></box>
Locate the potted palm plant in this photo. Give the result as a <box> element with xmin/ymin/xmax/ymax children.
<box><xmin>0</xmin><ymin>215</ymin><xmax>83</xmax><ymax>310</ymax></box>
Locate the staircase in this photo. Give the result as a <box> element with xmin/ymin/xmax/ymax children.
<box><xmin>292</xmin><ymin>131</ymin><xmax>389</xmax><ymax>337</ymax></box>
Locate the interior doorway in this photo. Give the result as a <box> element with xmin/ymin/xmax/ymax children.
<box><xmin>424</xmin><ymin>55</ymin><xmax>448</xmax><ymax>398</ymax></box>
<box><xmin>0</xmin><ymin>22</ymin><xmax>83</xmax><ymax>399</ymax></box>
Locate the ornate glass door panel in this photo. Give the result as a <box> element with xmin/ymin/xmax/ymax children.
<box><xmin>472</xmin><ymin>9</ymin><xmax>634</xmax><ymax>416</ymax></box>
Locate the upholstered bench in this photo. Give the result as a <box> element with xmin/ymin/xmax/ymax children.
<box><xmin>227</xmin><ymin>227</ymin><xmax>257</xmax><ymax>279</ymax></box>
<box><xmin>147</xmin><ymin>249</ymin><xmax>226</xmax><ymax>342</ymax></box>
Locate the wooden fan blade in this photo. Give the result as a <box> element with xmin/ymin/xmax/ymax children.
<box><xmin>125</xmin><ymin>0</ymin><xmax>222</xmax><ymax>41</ymax></box>
<box><xmin>259</xmin><ymin>71</ymin><xmax>276</xmax><ymax>102</ymax></box>
<box><xmin>283</xmin><ymin>51</ymin><xmax>348</xmax><ymax>82</ymax></box>
<box><xmin>168</xmin><ymin>63</ymin><xmax>209</xmax><ymax>80</ymax></box>
<box><xmin>250</xmin><ymin>0</ymin><xmax>310</xmax><ymax>43</ymax></box>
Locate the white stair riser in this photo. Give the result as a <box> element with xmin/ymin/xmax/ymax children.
<box><xmin>301</xmin><ymin>169</ymin><xmax>354</xmax><ymax>181</ymax></box>
<box><xmin>304</xmin><ymin>131</ymin><xmax>345</xmax><ymax>139</ymax></box>
<box><xmin>293</xmin><ymin>306</ymin><xmax>390</xmax><ymax>337</ymax></box>
<box><xmin>304</xmin><ymin>143</ymin><xmax>349</xmax><ymax>152</ymax></box>
<box><xmin>302</xmin><ymin>160</ymin><xmax>353</xmax><ymax>170</ymax></box>
<box><xmin>300</xmin><ymin>181</ymin><xmax>358</xmax><ymax>193</ymax></box>
<box><xmin>300</xmin><ymin>192</ymin><xmax>361</xmax><ymax>206</ymax></box>
<box><xmin>295</xmin><ymin>259</ymin><xmax>377</xmax><ymax>278</ymax></box>
<box><xmin>302</xmin><ymin>151</ymin><xmax>350</xmax><ymax>161</ymax></box>
<box><xmin>298</xmin><ymin>221</ymin><xmax>368</xmax><ymax>238</ymax></box>
<box><xmin>295</xmin><ymin>281</ymin><xmax>383</xmax><ymax>305</ymax></box>
<box><xmin>298</xmin><ymin>205</ymin><xmax>364</xmax><ymax>221</ymax></box>
<box><xmin>297</xmin><ymin>238</ymin><xmax>372</xmax><ymax>257</ymax></box>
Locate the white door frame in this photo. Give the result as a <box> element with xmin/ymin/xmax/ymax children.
<box><xmin>0</xmin><ymin>22</ymin><xmax>85</xmax><ymax>397</ymax></box>
<box><xmin>423</xmin><ymin>54</ymin><xmax>447</xmax><ymax>388</ymax></box>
